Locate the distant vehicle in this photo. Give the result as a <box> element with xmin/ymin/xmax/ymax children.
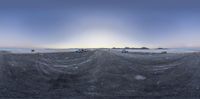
<box><xmin>31</xmin><ymin>49</ymin><xmax>35</xmax><ymax>53</ymax></box>
<box><xmin>75</xmin><ymin>49</ymin><xmax>88</xmax><ymax>53</ymax></box>
<box><xmin>121</xmin><ymin>49</ymin><xmax>128</xmax><ymax>53</ymax></box>
<box><xmin>82</xmin><ymin>49</ymin><xmax>88</xmax><ymax>52</ymax></box>
<box><xmin>157</xmin><ymin>48</ymin><xmax>167</xmax><ymax>50</ymax></box>
<box><xmin>161</xmin><ymin>51</ymin><xmax>167</xmax><ymax>54</ymax></box>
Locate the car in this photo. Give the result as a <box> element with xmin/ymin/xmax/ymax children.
<box><xmin>121</xmin><ymin>49</ymin><xmax>128</xmax><ymax>53</ymax></box>
<box><xmin>82</xmin><ymin>49</ymin><xmax>88</xmax><ymax>52</ymax></box>
<box><xmin>161</xmin><ymin>51</ymin><xmax>167</xmax><ymax>54</ymax></box>
<box><xmin>75</xmin><ymin>49</ymin><xmax>83</xmax><ymax>53</ymax></box>
<box><xmin>75</xmin><ymin>49</ymin><xmax>88</xmax><ymax>53</ymax></box>
<box><xmin>31</xmin><ymin>49</ymin><xmax>35</xmax><ymax>53</ymax></box>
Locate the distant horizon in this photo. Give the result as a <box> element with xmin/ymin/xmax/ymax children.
<box><xmin>1</xmin><ymin>46</ymin><xmax>200</xmax><ymax>49</ymax></box>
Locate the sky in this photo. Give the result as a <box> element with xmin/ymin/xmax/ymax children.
<box><xmin>0</xmin><ymin>0</ymin><xmax>200</xmax><ymax>48</ymax></box>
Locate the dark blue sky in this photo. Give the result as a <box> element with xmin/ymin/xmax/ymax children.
<box><xmin>0</xmin><ymin>0</ymin><xmax>200</xmax><ymax>48</ymax></box>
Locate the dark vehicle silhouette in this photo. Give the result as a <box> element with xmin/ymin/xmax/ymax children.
<box><xmin>121</xmin><ymin>49</ymin><xmax>128</xmax><ymax>53</ymax></box>
<box><xmin>31</xmin><ymin>49</ymin><xmax>35</xmax><ymax>53</ymax></box>
<box><xmin>75</xmin><ymin>49</ymin><xmax>88</xmax><ymax>53</ymax></box>
<box><xmin>161</xmin><ymin>51</ymin><xmax>167</xmax><ymax>54</ymax></box>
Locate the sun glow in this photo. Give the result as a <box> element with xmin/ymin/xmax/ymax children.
<box><xmin>54</xmin><ymin>29</ymin><xmax>124</xmax><ymax>48</ymax></box>
<box><xmin>78</xmin><ymin>30</ymin><xmax>121</xmax><ymax>48</ymax></box>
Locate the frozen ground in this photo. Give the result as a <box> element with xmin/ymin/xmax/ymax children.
<box><xmin>1</xmin><ymin>48</ymin><xmax>200</xmax><ymax>54</ymax></box>
<box><xmin>115</xmin><ymin>48</ymin><xmax>200</xmax><ymax>53</ymax></box>
<box><xmin>0</xmin><ymin>49</ymin><xmax>200</xmax><ymax>98</ymax></box>
<box><xmin>0</xmin><ymin>48</ymin><xmax>78</xmax><ymax>53</ymax></box>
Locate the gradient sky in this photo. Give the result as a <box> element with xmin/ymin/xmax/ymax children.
<box><xmin>0</xmin><ymin>0</ymin><xmax>200</xmax><ymax>48</ymax></box>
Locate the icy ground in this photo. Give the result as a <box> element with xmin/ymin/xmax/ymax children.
<box><xmin>115</xmin><ymin>48</ymin><xmax>200</xmax><ymax>53</ymax></box>
<box><xmin>0</xmin><ymin>48</ymin><xmax>78</xmax><ymax>53</ymax></box>
<box><xmin>1</xmin><ymin>48</ymin><xmax>200</xmax><ymax>54</ymax></box>
<box><xmin>0</xmin><ymin>49</ymin><xmax>200</xmax><ymax>98</ymax></box>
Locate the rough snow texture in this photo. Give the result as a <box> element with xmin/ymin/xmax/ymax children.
<box><xmin>0</xmin><ymin>49</ymin><xmax>200</xmax><ymax>98</ymax></box>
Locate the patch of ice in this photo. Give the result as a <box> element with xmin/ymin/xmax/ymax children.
<box><xmin>74</xmin><ymin>66</ymin><xmax>78</xmax><ymax>69</ymax></box>
<box><xmin>135</xmin><ymin>75</ymin><xmax>146</xmax><ymax>80</ymax></box>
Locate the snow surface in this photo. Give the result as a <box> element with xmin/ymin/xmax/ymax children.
<box><xmin>1</xmin><ymin>49</ymin><xmax>200</xmax><ymax>97</ymax></box>
<box><xmin>0</xmin><ymin>48</ymin><xmax>78</xmax><ymax>53</ymax></box>
<box><xmin>1</xmin><ymin>48</ymin><xmax>200</xmax><ymax>54</ymax></box>
<box><xmin>115</xmin><ymin>48</ymin><xmax>200</xmax><ymax>53</ymax></box>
